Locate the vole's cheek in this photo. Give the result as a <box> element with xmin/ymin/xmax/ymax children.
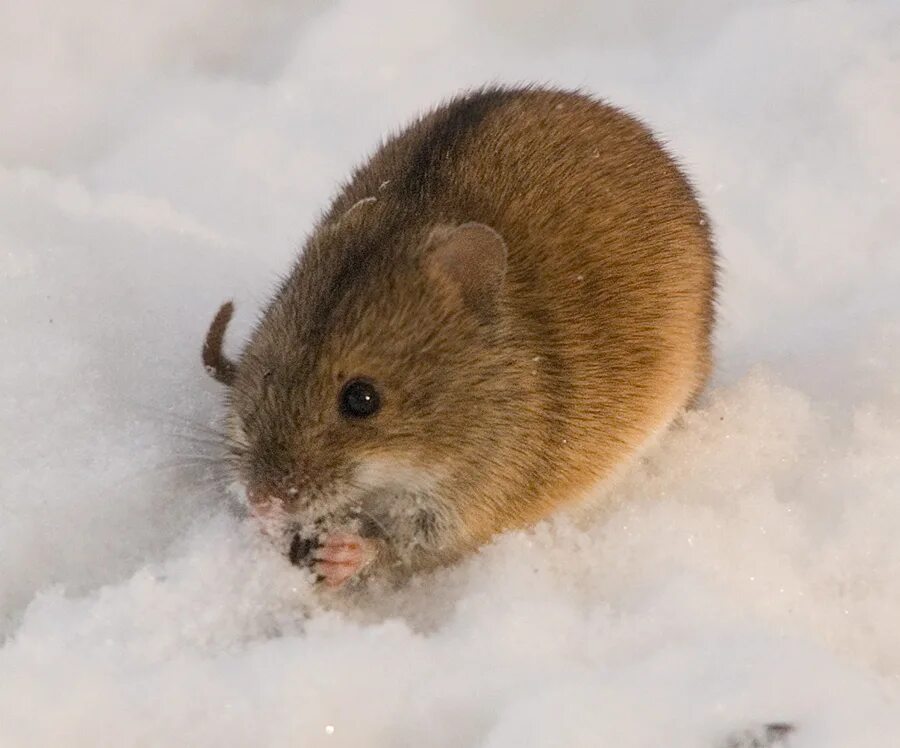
<box><xmin>353</xmin><ymin>456</ymin><xmax>446</xmax><ymax>498</ymax></box>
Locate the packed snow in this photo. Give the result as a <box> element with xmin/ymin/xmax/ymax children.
<box><xmin>1</xmin><ymin>0</ymin><xmax>899</xmax><ymax>745</ymax></box>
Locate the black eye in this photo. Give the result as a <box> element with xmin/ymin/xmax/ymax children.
<box><xmin>339</xmin><ymin>379</ymin><xmax>381</xmax><ymax>419</ymax></box>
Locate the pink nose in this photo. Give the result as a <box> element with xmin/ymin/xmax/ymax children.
<box><xmin>246</xmin><ymin>486</ymin><xmax>285</xmax><ymax>516</ymax></box>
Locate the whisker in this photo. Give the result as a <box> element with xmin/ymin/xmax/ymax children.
<box><xmin>126</xmin><ymin>402</ymin><xmax>232</xmax><ymax>440</ymax></box>
<box><xmin>168</xmin><ymin>434</ymin><xmax>229</xmax><ymax>450</ymax></box>
<box><xmin>156</xmin><ymin>457</ymin><xmax>227</xmax><ymax>469</ymax></box>
<box><xmin>99</xmin><ymin>462</ymin><xmax>231</xmax><ymax>500</ymax></box>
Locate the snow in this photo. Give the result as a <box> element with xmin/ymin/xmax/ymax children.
<box><xmin>1</xmin><ymin>0</ymin><xmax>899</xmax><ymax>745</ymax></box>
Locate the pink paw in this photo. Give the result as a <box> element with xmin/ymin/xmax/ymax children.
<box><xmin>313</xmin><ymin>533</ymin><xmax>378</xmax><ymax>588</ymax></box>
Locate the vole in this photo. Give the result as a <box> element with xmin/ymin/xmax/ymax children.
<box><xmin>202</xmin><ymin>85</ymin><xmax>716</xmax><ymax>590</ymax></box>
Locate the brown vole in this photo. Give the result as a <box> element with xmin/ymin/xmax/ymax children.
<box><xmin>202</xmin><ymin>85</ymin><xmax>715</xmax><ymax>590</ymax></box>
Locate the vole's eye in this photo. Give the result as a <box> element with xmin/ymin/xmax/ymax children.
<box><xmin>339</xmin><ymin>378</ymin><xmax>381</xmax><ymax>419</ymax></box>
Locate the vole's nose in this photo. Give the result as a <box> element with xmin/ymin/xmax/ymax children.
<box><xmin>246</xmin><ymin>483</ymin><xmax>294</xmax><ymax>516</ymax></box>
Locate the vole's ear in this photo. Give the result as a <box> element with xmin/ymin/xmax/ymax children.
<box><xmin>202</xmin><ymin>301</ymin><xmax>237</xmax><ymax>385</ymax></box>
<box><xmin>421</xmin><ymin>222</ymin><xmax>507</xmax><ymax>319</ymax></box>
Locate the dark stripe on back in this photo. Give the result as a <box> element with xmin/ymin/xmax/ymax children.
<box><xmin>304</xmin><ymin>87</ymin><xmax>521</xmax><ymax>350</ymax></box>
<box><xmin>396</xmin><ymin>86</ymin><xmax>519</xmax><ymax>203</ymax></box>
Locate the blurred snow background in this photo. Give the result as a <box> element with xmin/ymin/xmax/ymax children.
<box><xmin>1</xmin><ymin>0</ymin><xmax>899</xmax><ymax>745</ymax></box>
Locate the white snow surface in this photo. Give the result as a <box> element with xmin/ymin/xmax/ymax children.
<box><xmin>1</xmin><ymin>1</ymin><xmax>899</xmax><ymax>745</ymax></box>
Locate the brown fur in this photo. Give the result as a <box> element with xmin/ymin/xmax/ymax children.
<box><xmin>204</xmin><ymin>85</ymin><xmax>716</xmax><ymax>581</ymax></box>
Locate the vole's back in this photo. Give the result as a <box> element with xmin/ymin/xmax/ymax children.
<box><xmin>319</xmin><ymin>87</ymin><xmax>714</xmax><ymax>527</ymax></box>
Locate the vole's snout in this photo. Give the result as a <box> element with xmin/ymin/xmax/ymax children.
<box><xmin>245</xmin><ymin>481</ymin><xmax>300</xmax><ymax>518</ymax></box>
<box><xmin>245</xmin><ymin>485</ymin><xmax>279</xmax><ymax>515</ymax></box>
<box><xmin>246</xmin><ymin>482</ymin><xmax>321</xmax><ymax>570</ymax></box>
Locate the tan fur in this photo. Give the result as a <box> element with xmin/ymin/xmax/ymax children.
<box><xmin>205</xmin><ymin>85</ymin><xmax>716</xmax><ymax>582</ymax></box>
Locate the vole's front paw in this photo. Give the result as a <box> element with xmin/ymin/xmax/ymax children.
<box><xmin>313</xmin><ymin>532</ymin><xmax>379</xmax><ymax>589</ymax></box>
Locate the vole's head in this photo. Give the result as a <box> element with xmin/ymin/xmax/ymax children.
<box><xmin>203</xmin><ymin>220</ymin><xmax>514</xmax><ymax>564</ymax></box>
